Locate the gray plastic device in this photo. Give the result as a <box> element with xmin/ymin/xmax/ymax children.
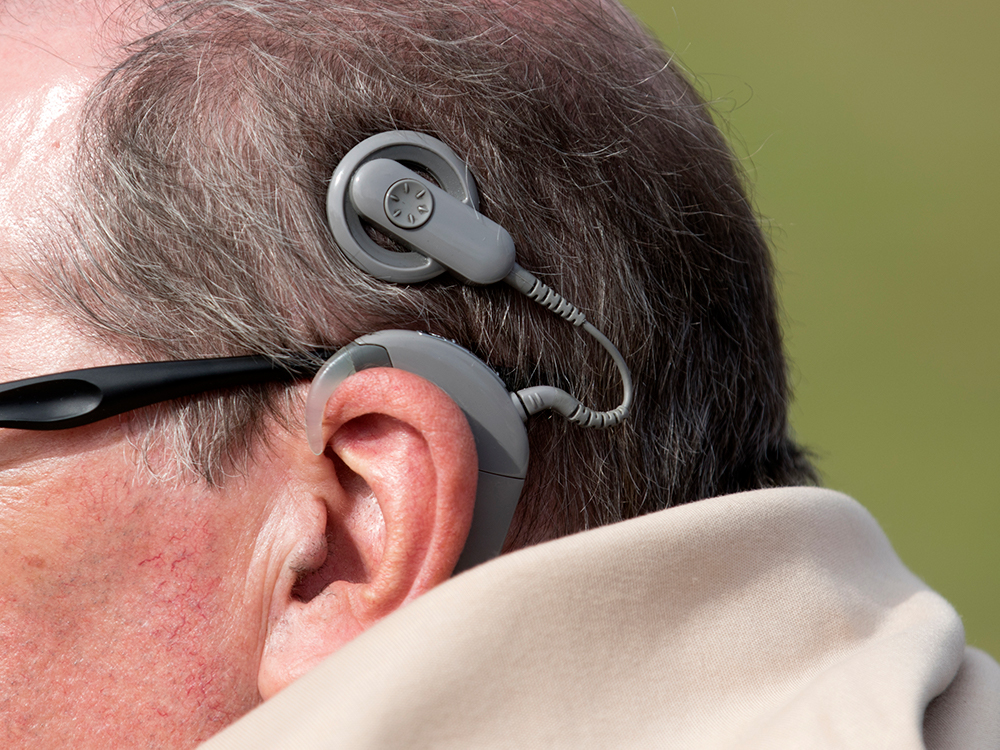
<box><xmin>305</xmin><ymin>330</ymin><xmax>529</xmax><ymax>574</ymax></box>
<box><xmin>327</xmin><ymin>130</ymin><xmax>515</xmax><ymax>285</ymax></box>
<box><xmin>317</xmin><ymin>130</ymin><xmax>634</xmax><ymax>572</ymax></box>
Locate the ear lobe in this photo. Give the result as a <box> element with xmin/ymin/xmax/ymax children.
<box><xmin>258</xmin><ymin>368</ymin><xmax>477</xmax><ymax>698</ymax></box>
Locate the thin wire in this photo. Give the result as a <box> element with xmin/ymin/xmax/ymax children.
<box><xmin>505</xmin><ymin>264</ymin><xmax>633</xmax><ymax>428</ymax></box>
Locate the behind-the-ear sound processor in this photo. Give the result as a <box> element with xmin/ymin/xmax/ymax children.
<box><xmin>313</xmin><ymin>131</ymin><xmax>633</xmax><ymax>573</ymax></box>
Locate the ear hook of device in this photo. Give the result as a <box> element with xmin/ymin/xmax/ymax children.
<box><xmin>327</xmin><ymin>130</ymin><xmax>634</xmax><ymax>429</ymax></box>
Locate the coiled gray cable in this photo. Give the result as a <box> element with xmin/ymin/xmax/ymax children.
<box><xmin>505</xmin><ymin>264</ymin><xmax>634</xmax><ymax>428</ymax></box>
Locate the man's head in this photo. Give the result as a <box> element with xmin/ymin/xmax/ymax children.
<box><xmin>0</xmin><ymin>0</ymin><xmax>813</xmax><ymax>745</ymax></box>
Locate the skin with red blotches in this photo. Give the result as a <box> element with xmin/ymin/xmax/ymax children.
<box><xmin>0</xmin><ymin>5</ymin><xmax>478</xmax><ymax>746</ymax></box>
<box><xmin>0</xmin><ymin>7</ymin><xmax>273</xmax><ymax>744</ymax></box>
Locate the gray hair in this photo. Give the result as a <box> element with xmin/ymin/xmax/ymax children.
<box><xmin>33</xmin><ymin>0</ymin><xmax>814</xmax><ymax>545</ymax></box>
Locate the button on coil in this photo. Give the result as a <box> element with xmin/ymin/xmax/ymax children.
<box><xmin>384</xmin><ymin>179</ymin><xmax>433</xmax><ymax>229</ymax></box>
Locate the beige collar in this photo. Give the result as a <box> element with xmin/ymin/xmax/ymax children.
<box><xmin>202</xmin><ymin>487</ymin><xmax>1000</xmax><ymax>749</ymax></box>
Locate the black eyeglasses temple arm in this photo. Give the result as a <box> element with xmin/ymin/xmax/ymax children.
<box><xmin>0</xmin><ymin>354</ymin><xmax>331</xmax><ymax>431</ymax></box>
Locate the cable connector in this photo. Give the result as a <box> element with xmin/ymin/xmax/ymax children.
<box><xmin>505</xmin><ymin>264</ymin><xmax>587</xmax><ymax>326</ymax></box>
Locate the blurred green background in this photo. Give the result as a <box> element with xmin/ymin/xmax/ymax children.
<box><xmin>624</xmin><ymin>0</ymin><xmax>998</xmax><ymax>658</ymax></box>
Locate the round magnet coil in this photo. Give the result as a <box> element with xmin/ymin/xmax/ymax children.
<box><xmin>327</xmin><ymin>131</ymin><xmax>480</xmax><ymax>283</ymax></box>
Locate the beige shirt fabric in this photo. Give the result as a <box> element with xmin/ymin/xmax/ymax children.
<box><xmin>201</xmin><ymin>487</ymin><xmax>1000</xmax><ymax>748</ymax></box>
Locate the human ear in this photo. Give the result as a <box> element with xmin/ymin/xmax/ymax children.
<box><xmin>257</xmin><ymin>368</ymin><xmax>478</xmax><ymax>698</ymax></box>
